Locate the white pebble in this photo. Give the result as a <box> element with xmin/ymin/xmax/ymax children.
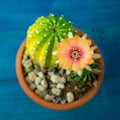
<box><xmin>59</xmin><ymin>77</ymin><xmax>66</xmax><ymax>83</ymax></box>
<box><xmin>30</xmin><ymin>83</ymin><xmax>36</xmax><ymax>90</ymax></box>
<box><xmin>33</xmin><ymin>69</ymin><xmax>38</xmax><ymax>75</ymax></box>
<box><xmin>61</xmin><ymin>99</ymin><xmax>66</xmax><ymax>104</ymax></box>
<box><xmin>52</xmin><ymin>97</ymin><xmax>61</xmax><ymax>103</ymax></box>
<box><xmin>37</xmin><ymin>85</ymin><xmax>46</xmax><ymax>92</ymax></box>
<box><xmin>22</xmin><ymin>59</ymin><xmax>32</xmax><ymax>68</ymax></box>
<box><xmin>50</xmin><ymin>84</ymin><xmax>56</xmax><ymax>88</ymax></box>
<box><xmin>22</xmin><ymin>56</ymin><xmax>27</xmax><ymax>64</ymax></box>
<box><xmin>41</xmin><ymin>80</ymin><xmax>48</xmax><ymax>88</ymax></box>
<box><xmin>37</xmin><ymin>72</ymin><xmax>45</xmax><ymax>79</ymax></box>
<box><xmin>66</xmin><ymin>92</ymin><xmax>74</xmax><ymax>103</ymax></box>
<box><xmin>93</xmin><ymin>54</ymin><xmax>101</xmax><ymax>59</ymax></box>
<box><xmin>35</xmin><ymin>89</ymin><xmax>41</xmax><ymax>96</ymax></box>
<box><xmin>93</xmin><ymin>80</ymin><xmax>98</xmax><ymax>87</ymax></box>
<box><xmin>34</xmin><ymin>77</ymin><xmax>41</xmax><ymax>85</ymax></box>
<box><xmin>44</xmin><ymin>94</ymin><xmax>54</xmax><ymax>101</ymax></box>
<box><xmin>66</xmin><ymin>70</ymin><xmax>70</xmax><ymax>75</ymax></box>
<box><xmin>56</xmin><ymin>83</ymin><xmax>65</xmax><ymax>89</ymax></box>
<box><xmin>41</xmin><ymin>91</ymin><xmax>47</xmax><ymax>97</ymax></box>
<box><xmin>51</xmin><ymin>75</ymin><xmax>60</xmax><ymax>83</ymax></box>
<box><xmin>25</xmin><ymin>76</ymin><xmax>32</xmax><ymax>84</ymax></box>
<box><xmin>28</xmin><ymin>72</ymin><xmax>37</xmax><ymax>82</ymax></box>
<box><xmin>82</xmin><ymin>88</ymin><xmax>85</xmax><ymax>91</ymax></box>
<box><xmin>51</xmin><ymin>88</ymin><xmax>61</xmax><ymax>96</ymax></box>
<box><xmin>59</xmin><ymin>69</ymin><xmax>64</xmax><ymax>75</ymax></box>
<box><xmin>48</xmin><ymin>71</ymin><xmax>54</xmax><ymax>76</ymax></box>
<box><xmin>52</xmin><ymin>99</ymin><xmax>59</xmax><ymax>103</ymax></box>
<box><xmin>74</xmin><ymin>86</ymin><xmax>78</xmax><ymax>90</ymax></box>
<box><xmin>67</xmin><ymin>76</ymin><xmax>71</xmax><ymax>81</ymax></box>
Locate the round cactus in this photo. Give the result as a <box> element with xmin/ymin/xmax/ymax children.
<box><xmin>25</xmin><ymin>14</ymin><xmax>77</xmax><ymax>68</ymax></box>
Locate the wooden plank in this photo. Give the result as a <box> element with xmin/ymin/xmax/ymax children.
<box><xmin>0</xmin><ymin>0</ymin><xmax>120</xmax><ymax>119</ymax></box>
<box><xmin>0</xmin><ymin>77</ymin><xmax>119</xmax><ymax>119</ymax></box>
<box><xmin>0</xmin><ymin>31</ymin><xmax>26</xmax><ymax>80</ymax></box>
<box><xmin>0</xmin><ymin>0</ymin><xmax>120</xmax><ymax>30</ymax></box>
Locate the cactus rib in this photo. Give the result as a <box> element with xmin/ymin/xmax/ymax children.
<box><xmin>26</xmin><ymin>14</ymin><xmax>77</xmax><ymax>68</ymax></box>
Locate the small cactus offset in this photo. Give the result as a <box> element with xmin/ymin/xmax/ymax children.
<box><xmin>25</xmin><ymin>14</ymin><xmax>77</xmax><ymax>68</ymax></box>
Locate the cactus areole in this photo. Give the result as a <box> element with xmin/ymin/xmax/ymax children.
<box><xmin>25</xmin><ymin>14</ymin><xmax>77</xmax><ymax>68</ymax></box>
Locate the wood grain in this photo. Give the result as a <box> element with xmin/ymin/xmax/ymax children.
<box><xmin>0</xmin><ymin>0</ymin><xmax>120</xmax><ymax>119</ymax></box>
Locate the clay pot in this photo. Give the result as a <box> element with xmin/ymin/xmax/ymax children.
<box><xmin>16</xmin><ymin>29</ymin><xmax>104</xmax><ymax>110</ymax></box>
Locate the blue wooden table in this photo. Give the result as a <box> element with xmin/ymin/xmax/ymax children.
<box><xmin>0</xmin><ymin>0</ymin><xmax>120</xmax><ymax>119</ymax></box>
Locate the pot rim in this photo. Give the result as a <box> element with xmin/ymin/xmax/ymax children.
<box><xmin>16</xmin><ymin>29</ymin><xmax>104</xmax><ymax>110</ymax></box>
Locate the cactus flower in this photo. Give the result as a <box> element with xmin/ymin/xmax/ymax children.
<box><xmin>56</xmin><ymin>36</ymin><xmax>94</xmax><ymax>71</ymax></box>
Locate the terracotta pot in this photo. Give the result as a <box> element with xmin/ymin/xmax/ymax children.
<box><xmin>16</xmin><ymin>29</ymin><xmax>104</xmax><ymax>110</ymax></box>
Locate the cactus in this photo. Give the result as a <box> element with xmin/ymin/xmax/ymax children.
<box><xmin>25</xmin><ymin>14</ymin><xmax>77</xmax><ymax>68</ymax></box>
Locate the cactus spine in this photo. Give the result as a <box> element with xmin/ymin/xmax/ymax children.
<box><xmin>25</xmin><ymin>14</ymin><xmax>77</xmax><ymax>68</ymax></box>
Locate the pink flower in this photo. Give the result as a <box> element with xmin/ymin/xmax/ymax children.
<box><xmin>56</xmin><ymin>36</ymin><xmax>94</xmax><ymax>71</ymax></box>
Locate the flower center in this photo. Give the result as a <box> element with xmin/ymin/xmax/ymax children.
<box><xmin>69</xmin><ymin>48</ymin><xmax>82</xmax><ymax>61</ymax></box>
<box><xmin>71</xmin><ymin>51</ymin><xmax>80</xmax><ymax>59</ymax></box>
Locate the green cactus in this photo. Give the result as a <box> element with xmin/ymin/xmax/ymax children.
<box><xmin>69</xmin><ymin>60</ymin><xmax>100</xmax><ymax>85</ymax></box>
<box><xmin>25</xmin><ymin>14</ymin><xmax>77</xmax><ymax>68</ymax></box>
